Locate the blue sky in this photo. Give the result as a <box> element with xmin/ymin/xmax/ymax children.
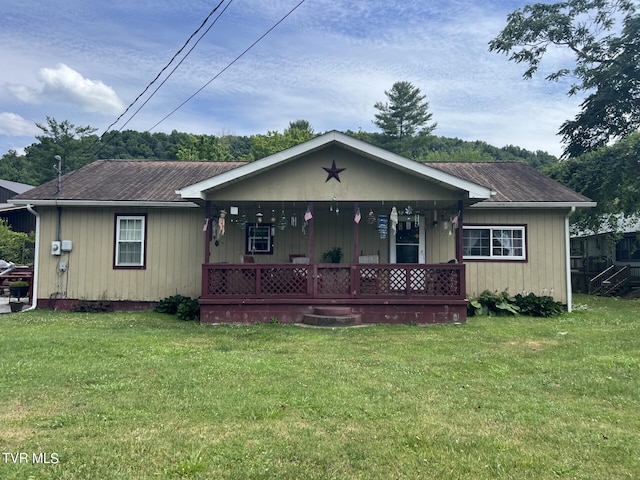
<box><xmin>0</xmin><ymin>0</ymin><xmax>583</xmax><ymax>157</ymax></box>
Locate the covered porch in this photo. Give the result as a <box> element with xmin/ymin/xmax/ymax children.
<box><xmin>176</xmin><ymin>131</ymin><xmax>493</xmax><ymax>324</ymax></box>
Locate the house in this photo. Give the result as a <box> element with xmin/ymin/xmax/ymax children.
<box><xmin>570</xmin><ymin>215</ymin><xmax>640</xmax><ymax>295</ymax></box>
<box><xmin>0</xmin><ymin>179</ymin><xmax>35</xmax><ymax>233</ymax></box>
<box><xmin>11</xmin><ymin>131</ymin><xmax>594</xmax><ymax>323</ymax></box>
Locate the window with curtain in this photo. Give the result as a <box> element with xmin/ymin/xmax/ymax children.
<box><xmin>115</xmin><ymin>215</ymin><xmax>146</xmax><ymax>267</ymax></box>
<box><xmin>463</xmin><ymin>226</ymin><xmax>526</xmax><ymax>260</ymax></box>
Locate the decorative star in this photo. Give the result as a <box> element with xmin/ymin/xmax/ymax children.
<box><xmin>322</xmin><ymin>160</ymin><xmax>346</xmax><ymax>183</ymax></box>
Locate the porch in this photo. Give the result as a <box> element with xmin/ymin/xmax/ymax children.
<box><xmin>200</xmin><ymin>262</ymin><xmax>467</xmax><ymax>324</ymax></box>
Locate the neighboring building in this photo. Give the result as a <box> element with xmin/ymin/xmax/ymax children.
<box><xmin>0</xmin><ymin>179</ymin><xmax>35</xmax><ymax>233</ymax></box>
<box><xmin>11</xmin><ymin>131</ymin><xmax>594</xmax><ymax>322</ymax></box>
<box><xmin>571</xmin><ymin>215</ymin><xmax>640</xmax><ymax>295</ymax></box>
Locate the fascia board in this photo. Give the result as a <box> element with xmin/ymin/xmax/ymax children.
<box><xmin>11</xmin><ymin>199</ymin><xmax>199</xmax><ymax>208</ymax></box>
<box><xmin>470</xmin><ymin>201</ymin><xmax>597</xmax><ymax>208</ymax></box>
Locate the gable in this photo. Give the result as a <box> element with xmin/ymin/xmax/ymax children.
<box><xmin>178</xmin><ymin>131</ymin><xmax>494</xmax><ymax>202</ymax></box>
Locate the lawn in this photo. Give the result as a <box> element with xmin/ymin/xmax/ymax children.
<box><xmin>0</xmin><ymin>294</ymin><xmax>638</xmax><ymax>479</ymax></box>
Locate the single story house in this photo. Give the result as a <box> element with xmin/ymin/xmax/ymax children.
<box><xmin>11</xmin><ymin>131</ymin><xmax>594</xmax><ymax>323</ymax></box>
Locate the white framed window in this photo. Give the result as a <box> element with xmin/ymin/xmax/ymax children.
<box><xmin>463</xmin><ymin>226</ymin><xmax>526</xmax><ymax>260</ymax></box>
<box><xmin>245</xmin><ymin>223</ymin><xmax>273</xmax><ymax>255</ymax></box>
<box><xmin>115</xmin><ymin>215</ymin><xmax>146</xmax><ymax>268</ymax></box>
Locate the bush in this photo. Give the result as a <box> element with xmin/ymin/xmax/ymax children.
<box><xmin>468</xmin><ymin>290</ymin><xmax>519</xmax><ymax>317</ymax></box>
<box><xmin>0</xmin><ymin>219</ymin><xmax>34</xmax><ymax>265</ymax></box>
<box><xmin>514</xmin><ymin>293</ymin><xmax>564</xmax><ymax>317</ymax></box>
<box><xmin>155</xmin><ymin>294</ymin><xmax>199</xmax><ymax>321</ymax></box>
<box><xmin>468</xmin><ymin>290</ymin><xmax>564</xmax><ymax>318</ymax></box>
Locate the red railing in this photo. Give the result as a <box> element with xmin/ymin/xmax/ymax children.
<box><xmin>202</xmin><ymin>263</ymin><xmax>465</xmax><ymax>300</ymax></box>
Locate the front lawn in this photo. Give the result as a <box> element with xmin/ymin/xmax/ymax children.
<box><xmin>0</xmin><ymin>294</ymin><xmax>638</xmax><ymax>479</ymax></box>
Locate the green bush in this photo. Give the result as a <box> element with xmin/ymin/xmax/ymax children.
<box><xmin>514</xmin><ymin>293</ymin><xmax>564</xmax><ymax>317</ymax></box>
<box><xmin>468</xmin><ymin>290</ymin><xmax>564</xmax><ymax>318</ymax></box>
<box><xmin>468</xmin><ymin>290</ymin><xmax>519</xmax><ymax>317</ymax></box>
<box><xmin>155</xmin><ymin>294</ymin><xmax>199</xmax><ymax>321</ymax></box>
<box><xmin>176</xmin><ymin>298</ymin><xmax>200</xmax><ymax>321</ymax></box>
<box><xmin>155</xmin><ymin>295</ymin><xmax>190</xmax><ymax>315</ymax></box>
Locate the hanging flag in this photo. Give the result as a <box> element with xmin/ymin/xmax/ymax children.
<box><xmin>304</xmin><ymin>205</ymin><xmax>313</xmax><ymax>221</ymax></box>
<box><xmin>354</xmin><ymin>208</ymin><xmax>361</xmax><ymax>224</ymax></box>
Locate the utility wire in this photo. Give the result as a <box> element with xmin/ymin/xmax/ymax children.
<box><xmin>104</xmin><ymin>0</ymin><xmax>228</xmax><ymax>134</ymax></box>
<box><xmin>78</xmin><ymin>0</ymin><xmax>230</xmax><ymax>160</ymax></box>
<box><xmin>148</xmin><ymin>0</ymin><xmax>307</xmax><ymax>132</ymax></box>
<box><xmin>114</xmin><ymin>0</ymin><xmax>235</xmax><ymax>133</ymax></box>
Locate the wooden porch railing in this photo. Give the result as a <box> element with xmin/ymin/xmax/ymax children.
<box><xmin>202</xmin><ymin>263</ymin><xmax>465</xmax><ymax>300</ymax></box>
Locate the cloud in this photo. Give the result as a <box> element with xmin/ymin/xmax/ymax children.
<box><xmin>0</xmin><ymin>112</ymin><xmax>38</xmax><ymax>137</ymax></box>
<box><xmin>8</xmin><ymin>64</ymin><xmax>125</xmax><ymax>115</ymax></box>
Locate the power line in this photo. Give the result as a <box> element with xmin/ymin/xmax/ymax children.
<box><xmin>104</xmin><ymin>0</ymin><xmax>229</xmax><ymax>135</ymax></box>
<box><xmin>80</xmin><ymin>0</ymin><xmax>231</xmax><ymax>160</ymax></box>
<box><xmin>148</xmin><ymin>0</ymin><xmax>307</xmax><ymax>132</ymax></box>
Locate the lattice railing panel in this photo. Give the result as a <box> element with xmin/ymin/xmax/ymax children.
<box><xmin>317</xmin><ymin>267</ymin><xmax>351</xmax><ymax>296</ymax></box>
<box><xmin>207</xmin><ymin>268</ymin><xmax>256</xmax><ymax>295</ymax></box>
<box><xmin>261</xmin><ymin>267</ymin><xmax>309</xmax><ymax>295</ymax></box>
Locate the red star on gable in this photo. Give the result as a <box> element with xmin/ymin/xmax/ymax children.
<box><xmin>322</xmin><ymin>160</ymin><xmax>346</xmax><ymax>183</ymax></box>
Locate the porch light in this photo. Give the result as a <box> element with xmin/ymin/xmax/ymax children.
<box><xmin>256</xmin><ymin>211</ymin><xmax>263</xmax><ymax>223</ymax></box>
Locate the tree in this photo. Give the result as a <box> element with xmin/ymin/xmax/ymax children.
<box><xmin>489</xmin><ymin>0</ymin><xmax>639</xmax><ymax>157</ymax></box>
<box><xmin>373</xmin><ymin>81</ymin><xmax>437</xmax><ymax>139</ymax></box>
<box><xmin>249</xmin><ymin>121</ymin><xmax>317</xmax><ymax>160</ymax></box>
<box><xmin>545</xmin><ymin>132</ymin><xmax>640</xmax><ymax>231</ymax></box>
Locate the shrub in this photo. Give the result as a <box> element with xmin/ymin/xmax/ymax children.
<box><xmin>0</xmin><ymin>219</ymin><xmax>34</xmax><ymax>265</ymax></box>
<box><xmin>176</xmin><ymin>298</ymin><xmax>200</xmax><ymax>321</ymax></box>
<box><xmin>155</xmin><ymin>295</ymin><xmax>190</xmax><ymax>315</ymax></box>
<box><xmin>70</xmin><ymin>301</ymin><xmax>113</xmax><ymax>313</ymax></box>
<box><xmin>468</xmin><ymin>290</ymin><xmax>564</xmax><ymax>318</ymax></box>
<box><xmin>468</xmin><ymin>290</ymin><xmax>519</xmax><ymax>317</ymax></box>
<box><xmin>156</xmin><ymin>294</ymin><xmax>199</xmax><ymax>321</ymax></box>
<box><xmin>514</xmin><ymin>293</ymin><xmax>564</xmax><ymax>317</ymax></box>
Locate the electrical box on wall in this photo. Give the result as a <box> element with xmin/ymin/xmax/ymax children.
<box><xmin>51</xmin><ymin>241</ymin><xmax>61</xmax><ymax>256</ymax></box>
<box><xmin>61</xmin><ymin>240</ymin><xmax>73</xmax><ymax>252</ymax></box>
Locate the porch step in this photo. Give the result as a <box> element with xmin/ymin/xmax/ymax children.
<box><xmin>312</xmin><ymin>306</ymin><xmax>353</xmax><ymax>316</ymax></box>
<box><xmin>301</xmin><ymin>313</ymin><xmax>362</xmax><ymax>327</ymax></box>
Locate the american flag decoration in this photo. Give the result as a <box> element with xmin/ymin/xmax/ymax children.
<box><xmin>304</xmin><ymin>205</ymin><xmax>313</xmax><ymax>221</ymax></box>
<box><xmin>354</xmin><ymin>208</ymin><xmax>361</xmax><ymax>224</ymax></box>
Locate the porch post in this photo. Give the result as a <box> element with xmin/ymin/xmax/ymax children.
<box><xmin>353</xmin><ymin>201</ymin><xmax>360</xmax><ymax>263</ymax></box>
<box><xmin>307</xmin><ymin>202</ymin><xmax>315</xmax><ymax>263</ymax></box>
<box><xmin>455</xmin><ymin>200</ymin><xmax>464</xmax><ymax>263</ymax></box>
<box><xmin>204</xmin><ymin>200</ymin><xmax>212</xmax><ymax>264</ymax></box>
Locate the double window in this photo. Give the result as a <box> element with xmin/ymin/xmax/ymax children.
<box><xmin>115</xmin><ymin>215</ymin><xmax>146</xmax><ymax>268</ymax></box>
<box><xmin>616</xmin><ymin>236</ymin><xmax>640</xmax><ymax>262</ymax></box>
<box><xmin>463</xmin><ymin>226</ymin><xmax>526</xmax><ymax>260</ymax></box>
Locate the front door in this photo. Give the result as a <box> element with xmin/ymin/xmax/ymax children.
<box><xmin>390</xmin><ymin>216</ymin><xmax>425</xmax><ymax>264</ymax></box>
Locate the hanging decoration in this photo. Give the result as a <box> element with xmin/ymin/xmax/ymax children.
<box><xmin>404</xmin><ymin>205</ymin><xmax>413</xmax><ymax>215</ymax></box>
<box><xmin>390</xmin><ymin>206</ymin><xmax>399</xmax><ymax>235</ymax></box>
<box><xmin>277</xmin><ymin>210</ymin><xmax>287</xmax><ymax>231</ymax></box>
<box><xmin>290</xmin><ymin>211</ymin><xmax>297</xmax><ymax>227</ymax></box>
<box><xmin>377</xmin><ymin>215</ymin><xmax>388</xmax><ymax>239</ymax></box>
<box><xmin>256</xmin><ymin>204</ymin><xmax>263</xmax><ymax>223</ymax></box>
<box><xmin>218</xmin><ymin>210</ymin><xmax>226</xmax><ymax>237</ymax></box>
<box><xmin>432</xmin><ymin>210</ymin><xmax>438</xmax><ymax>227</ymax></box>
<box><xmin>238</xmin><ymin>212</ymin><xmax>247</xmax><ymax>229</ymax></box>
<box><xmin>270</xmin><ymin>209</ymin><xmax>277</xmax><ymax>223</ymax></box>
<box><xmin>354</xmin><ymin>207</ymin><xmax>361</xmax><ymax>224</ymax></box>
<box><xmin>203</xmin><ymin>217</ymin><xmax>210</xmax><ymax>232</ymax></box>
<box><xmin>304</xmin><ymin>205</ymin><xmax>313</xmax><ymax>221</ymax></box>
<box><xmin>367</xmin><ymin>209</ymin><xmax>376</xmax><ymax>224</ymax></box>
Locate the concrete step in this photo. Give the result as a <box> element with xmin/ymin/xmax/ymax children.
<box><xmin>312</xmin><ymin>306</ymin><xmax>352</xmax><ymax>316</ymax></box>
<box><xmin>302</xmin><ymin>313</ymin><xmax>362</xmax><ymax>327</ymax></box>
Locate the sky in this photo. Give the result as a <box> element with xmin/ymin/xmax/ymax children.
<box><xmin>0</xmin><ymin>0</ymin><xmax>584</xmax><ymax>158</ymax></box>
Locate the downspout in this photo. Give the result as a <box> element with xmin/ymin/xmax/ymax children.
<box><xmin>564</xmin><ymin>206</ymin><xmax>576</xmax><ymax>312</ymax></box>
<box><xmin>24</xmin><ymin>204</ymin><xmax>40</xmax><ymax>311</ymax></box>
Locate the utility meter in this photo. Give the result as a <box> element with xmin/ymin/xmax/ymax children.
<box><xmin>51</xmin><ymin>241</ymin><xmax>61</xmax><ymax>256</ymax></box>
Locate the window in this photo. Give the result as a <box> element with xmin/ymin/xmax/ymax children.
<box><xmin>115</xmin><ymin>215</ymin><xmax>146</xmax><ymax>268</ymax></box>
<box><xmin>246</xmin><ymin>223</ymin><xmax>273</xmax><ymax>255</ymax></box>
<box><xmin>463</xmin><ymin>226</ymin><xmax>526</xmax><ymax>260</ymax></box>
<box><xmin>616</xmin><ymin>236</ymin><xmax>640</xmax><ymax>262</ymax></box>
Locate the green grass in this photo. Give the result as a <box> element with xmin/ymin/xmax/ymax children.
<box><xmin>1</xmin><ymin>294</ymin><xmax>639</xmax><ymax>479</ymax></box>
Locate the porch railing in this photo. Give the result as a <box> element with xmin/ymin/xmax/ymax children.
<box><xmin>202</xmin><ymin>263</ymin><xmax>465</xmax><ymax>300</ymax></box>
